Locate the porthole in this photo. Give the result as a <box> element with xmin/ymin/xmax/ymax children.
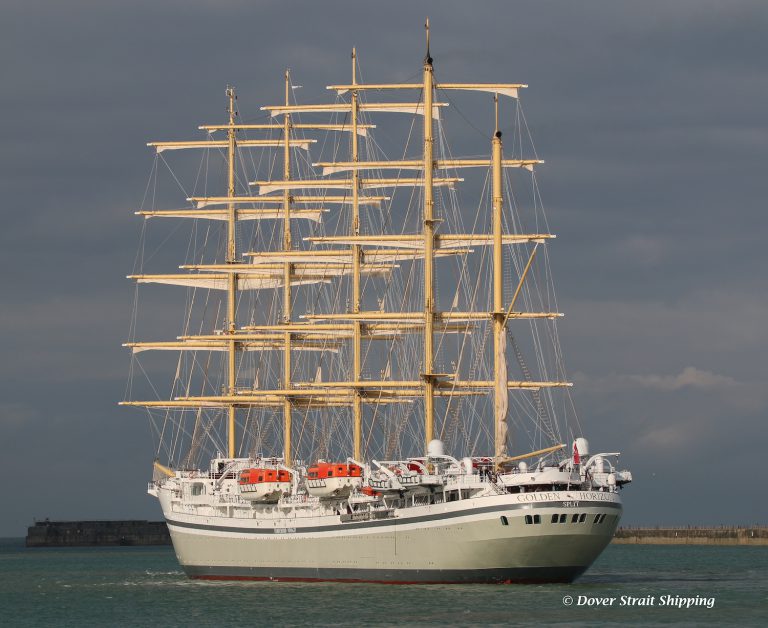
<box><xmin>500</xmin><ymin>516</ymin><xmax>509</xmax><ymax>526</ymax></box>
<box><xmin>525</xmin><ymin>515</ymin><xmax>533</xmax><ymax>525</ymax></box>
<box><xmin>559</xmin><ymin>514</ymin><xmax>567</xmax><ymax>524</ymax></box>
<box><xmin>551</xmin><ymin>514</ymin><xmax>559</xmax><ymax>524</ymax></box>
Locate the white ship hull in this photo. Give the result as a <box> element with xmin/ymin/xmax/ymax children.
<box><xmin>158</xmin><ymin>488</ymin><xmax>622</xmax><ymax>583</ymax></box>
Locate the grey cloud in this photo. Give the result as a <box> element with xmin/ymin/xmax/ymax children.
<box><xmin>574</xmin><ymin>366</ymin><xmax>741</xmax><ymax>393</ymax></box>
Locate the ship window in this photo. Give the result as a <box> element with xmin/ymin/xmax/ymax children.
<box><xmin>594</xmin><ymin>514</ymin><xmax>601</xmax><ymax>523</ymax></box>
<box><xmin>327</xmin><ymin>470</ymin><xmax>333</xmax><ymax>477</ymax></box>
<box><xmin>533</xmin><ymin>514</ymin><xmax>541</xmax><ymax>524</ymax></box>
<box><xmin>500</xmin><ymin>516</ymin><xmax>509</xmax><ymax>526</ymax></box>
<box><xmin>579</xmin><ymin>513</ymin><xmax>587</xmax><ymax>523</ymax></box>
<box><xmin>559</xmin><ymin>514</ymin><xmax>567</xmax><ymax>524</ymax></box>
<box><xmin>191</xmin><ymin>483</ymin><xmax>205</xmax><ymax>496</ymax></box>
<box><xmin>525</xmin><ymin>515</ymin><xmax>533</xmax><ymax>525</ymax></box>
<box><xmin>551</xmin><ymin>514</ymin><xmax>559</xmax><ymax>524</ymax></box>
<box><xmin>571</xmin><ymin>514</ymin><xmax>579</xmax><ymax>523</ymax></box>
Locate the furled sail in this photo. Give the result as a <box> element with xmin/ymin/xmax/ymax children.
<box><xmin>197</xmin><ymin>123</ymin><xmax>375</xmax><ymax>137</ymax></box>
<box><xmin>128</xmin><ymin>274</ymin><xmax>330</xmax><ymax>290</ymax></box>
<box><xmin>136</xmin><ymin>209</ymin><xmax>326</xmax><ymax>222</ymax></box>
<box><xmin>252</xmin><ymin>178</ymin><xmax>461</xmax><ymax>195</ymax></box>
<box><xmin>190</xmin><ymin>196</ymin><xmax>387</xmax><ymax>208</ymax></box>
<box><xmin>306</xmin><ymin>234</ymin><xmax>554</xmax><ymax>249</ymax></box>
<box><xmin>315</xmin><ymin>159</ymin><xmax>541</xmax><ymax>176</ymax></box>
<box><xmin>148</xmin><ymin>139</ymin><xmax>314</xmax><ymax>152</ymax></box>
<box><xmin>261</xmin><ymin>102</ymin><xmax>448</xmax><ymax>120</ymax></box>
<box><xmin>326</xmin><ymin>82</ymin><xmax>526</xmax><ymax>100</ymax></box>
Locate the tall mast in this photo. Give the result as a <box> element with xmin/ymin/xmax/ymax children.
<box><xmin>282</xmin><ymin>71</ymin><xmax>294</xmax><ymax>464</ymax></box>
<box><xmin>422</xmin><ymin>20</ymin><xmax>436</xmax><ymax>451</ymax></box>
<box><xmin>492</xmin><ymin>95</ymin><xmax>509</xmax><ymax>462</ymax></box>
<box><xmin>226</xmin><ymin>86</ymin><xmax>237</xmax><ymax>458</ymax></box>
<box><xmin>124</xmin><ymin>42</ymin><xmax>574</xmax><ymax>463</ymax></box>
<box><xmin>351</xmin><ymin>49</ymin><xmax>363</xmax><ymax>460</ymax></box>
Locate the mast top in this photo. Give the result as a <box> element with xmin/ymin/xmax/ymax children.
<box><xmin>226</xmin><ymin>86</ymin><xmax>236</xmax><ymax>125</ymax></box>
<box><xmin>494</xmin><ymin>94</ymin><xmax>502</xmax><ymax>139</ymax></box>
<box><xmin>285</xmin><ymin>70</ymin><xmax>290</xmax><ymax>106</ymax></box>
<box><xmin>424</xmin><ymin>18</ymin><xmax>432</xmax><ymax>66</ymax></box>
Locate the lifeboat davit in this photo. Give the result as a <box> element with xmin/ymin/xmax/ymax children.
<box><xmin>306</xmin><ymin>462</ymin><xmax>363</xmax><ymax>498</ymax></box>
<box><xmin>238</xmin><ymin>468</ymin><xmax>292</xmax><ymax>503</ymax></box>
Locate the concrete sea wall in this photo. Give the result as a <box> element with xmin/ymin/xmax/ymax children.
<box><xmin>613</xmin><ymin>526</ymin><xmax>768</xmax><ymax>546</ymax></box>
<box><xmin>26</xmin><ymin>520</ymin><xmax>171</xmax><ymax>547</ymax></box>
<box><xmin>26</xmin><ymin>521</ymin><xmax>767</xmax><ymax>547</ymax></box>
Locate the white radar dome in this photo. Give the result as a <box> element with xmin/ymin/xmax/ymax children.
<box><xmin>427</xmin><ymin>439</ymin><xmax>445</xmax><ymax>457</ymax></box>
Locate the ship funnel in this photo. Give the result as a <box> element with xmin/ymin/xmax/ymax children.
<box><xmin>427</xmin><ymin>439</ymin><xmax>445</xmax><ymax>457</ymax></box>
<box><xmin>574</xmin><ymin>437</ymin><xmax>589</xmax><ymax>458</ymax></box>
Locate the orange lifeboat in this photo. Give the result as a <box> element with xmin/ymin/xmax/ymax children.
<box><xmin>361</xmin><ymin>485</ymin><xmax>382</xmax><ymax>498</ymax></box>
<box><xmin>306</xmin><ymin>462</ymin><xmax>363</xmax><ymax>498</ymax></box>
<box><xmin>238</xmin><ymin>468</ymin><xmax>292</xmax><ymax>503</ymax></box>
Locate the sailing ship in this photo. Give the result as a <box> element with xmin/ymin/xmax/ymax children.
<box><xmin>123</xmin><ymin>23</ymin><xmax>632</xmax><ymax>583</ymax></box>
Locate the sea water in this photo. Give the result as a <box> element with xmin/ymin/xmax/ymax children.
<box><xmin>1</xmin><ymin>538</ymin><xmax>765</xmax><ymax>626</ymax></box>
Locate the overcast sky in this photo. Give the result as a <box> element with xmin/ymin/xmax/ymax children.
<box><xmin>1</xmin><ymin>0</ymin><xmax>767</xmax><ymax>536</ymax></box>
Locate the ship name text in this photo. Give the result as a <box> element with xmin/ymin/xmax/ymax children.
<box><xmin>516</xmin><ymin>491</ymin><xmax>615</xmax><ymax>504</ymax></box>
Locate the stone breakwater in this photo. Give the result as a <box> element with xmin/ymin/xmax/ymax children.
<box><xmin>26</xmin><ymin>520</ymin><xmax>171</xmax><ymax>547</ymax></box>
<box><xmin>25</xmin><ymin>521</ymin><xmax>767</xmax><ymax>547</ymax></box>
<box><xmin>613</xmin><ymin>526</ymin><xmax>768</xmax><ymax>546</ymax></box>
